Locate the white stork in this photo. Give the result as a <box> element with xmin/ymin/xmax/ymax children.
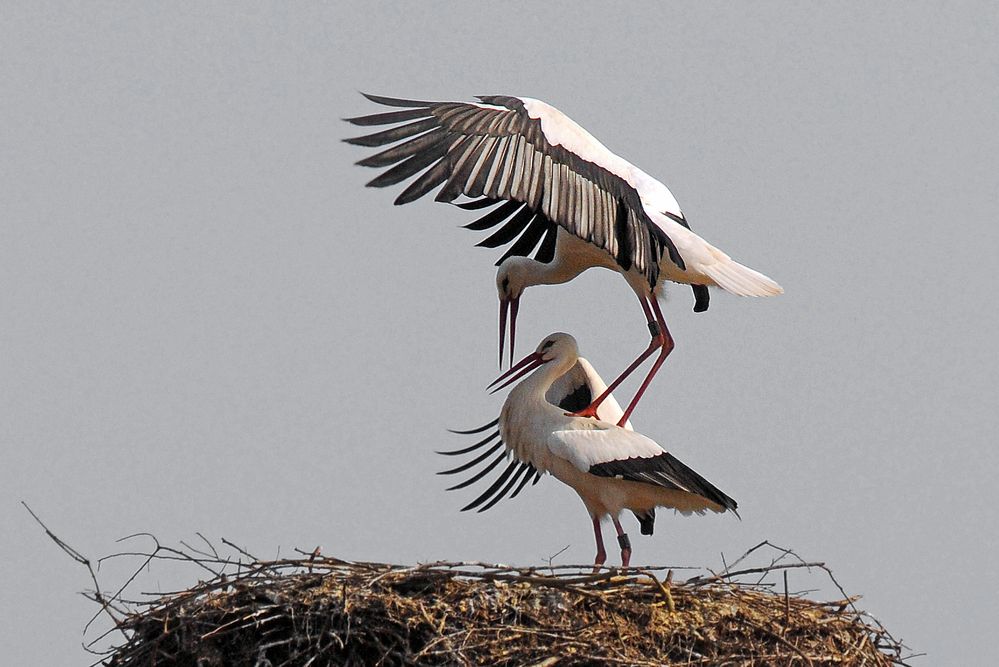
<box><xmin>441</xmin><ymin>332</ymin><xmax>737</xmax><ymax>568</ymax></box>
<box><xmin>345</xmin><ymin>94</ymin><xmax>782</xmax><ymax>427</ymax></box>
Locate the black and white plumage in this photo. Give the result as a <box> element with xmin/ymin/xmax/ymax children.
<box><xmin>438</xmin><ymin>355</ymin><xmax>632</xmax><ymax>514</ymax></box>
<box><xmin>445</xmin><ymin>332</ymin><xmax>737</xmax><ymax>568</ymax></box>
<box><xmin>347</xmin><ymin>94</ymin><xmax>688</xmax><ymax>287</ymax></box>
<box><xmin>346</xmin><ymin>94</ymin><xmax>782</xmax><ymax>426</ymax></box>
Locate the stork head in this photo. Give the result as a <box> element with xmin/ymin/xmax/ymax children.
<box><xmin>496</xmin><ymin>261</ymin><xmax>531</xmax><ymax>367</ymax></box>
<box><xmin>488</xmin><ymin>332</ymin><xmax>578</xmax><ymax>393</ymax></box>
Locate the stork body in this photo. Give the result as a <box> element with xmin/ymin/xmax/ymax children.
<box><xmin>449</xmin><ymin>333</ymin><xmax>738</xmax><ymax>568</ymax></box>
<box><xmin>347</xmin><ymin>94</ymin><xmax>782</xmax><ymax>425</ymax></box>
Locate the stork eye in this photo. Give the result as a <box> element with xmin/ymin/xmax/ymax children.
<box><xmin>542</xmin><ymin>340</ymin><xmax>555</xmax><ymax>350</ymax></box>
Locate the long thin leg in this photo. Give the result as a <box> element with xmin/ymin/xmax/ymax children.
<box><xmin>592</xmin><ymin>515</ymin><xmax>607</xmax><ymax>571</ymax></box>
<box><xmin>618</xmin><ymin>297</ymin><xmax>675</xmax><ymax>426</ymax></box>
<box><xmin>571</xmin><ymin>294</ymin><xmax>663</xmax><ymax>419</ymax></box>
<box><xmin>612</xmin><ymin>517</ymin><xmax>632</xmax><ymax>567</ymax></box>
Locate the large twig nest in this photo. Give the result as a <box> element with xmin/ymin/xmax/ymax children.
<box><xmin>81</xmin><ymin>540</ymin><xmax>909</xmax><ymax>667</ymax></box>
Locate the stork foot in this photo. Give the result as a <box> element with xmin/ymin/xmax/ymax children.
<box><xmin>568</xmin><ymin>403</ymin><xmax>601</xmax><ymax>420</ymax></box>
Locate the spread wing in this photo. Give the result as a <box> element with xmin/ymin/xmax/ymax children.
<box><xmin>345</xmin><ymin>93</ymin><xmax>696</xmax><ymax>291</ymax></box>
<box><xmin>436</xmin><ymin>418</ymin><xmax>540</xmax><ymax>513</ymax></box>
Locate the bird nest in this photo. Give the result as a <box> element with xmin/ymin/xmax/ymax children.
<box><xmin>26</xmin><ymin>508</ymin><xmax>913</xmax><ymax>667</ymax></box>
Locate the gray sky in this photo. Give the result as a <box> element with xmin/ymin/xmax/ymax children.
<box><xmin>3</xmin><ymin>2</ymin><xmax>997</xmax><ymax>663</ymax></box>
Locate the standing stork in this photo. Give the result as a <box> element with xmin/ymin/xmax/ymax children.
<box><xmin>445</xmin><ymin>332</ymin><xmax>738</xmax><ymax>568</ymax></box>
<box><xmin>345</xmin><ymin>94</ymin><xmax>783</xmax><ymax>426</ymax></box>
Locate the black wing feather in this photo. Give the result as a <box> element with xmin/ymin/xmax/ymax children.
<box><xmin>343</xmin><ymin>117</ymin><xmax>438</xmax><ymax>147</ymax></box>
<box><xmin>476</xmin><ymin>204</ymin><xmax>535</xmax><ymax>248</ymax></box>
<box><xmin>509</xmin><ymin>463</ymin><xmax>537</xmax><ymax>499</ymax></box>
<box><xmin>463</xmin><ymin>201</ymin><xmax>524</xmax><ymax>231</ymax></box>
<box><xmin>346</xmin><ymin>94</ymin><xmax>704</xmax><ymax>288</ymax></box>
<box><xmin>445</xmin><ymin>450</ymin><xmax>508</xmax><ymax>492</ymax></box>
<box><xmin>534</xmin><ymin>223</ymin><xmax>558</xmax><ymax>263</ymax></box>
<box><xmin>495</xmin><ymin>213</ymin><xmax>552</xmax><ymax>266</ymax></box>
<box><xmin>437</xmin><ymin>441</ymin><xmax>504</xmax><ymax>476</ymax></box>
<box><xmin>477</xmin><ymin>463</ymin><xmax>532</xmax><ymax>513</ymax></box>
<box><xmin>588</xmin><ymin>452</ymin><xmax>738</xmax><ymax>513</ymax></box>
<box><xmin>461</xmin><ymin>460</ymin><xmax>520</xmax><ymax>512</ymax></box>
<box><xmin>436</xmin><ymin>431</ymin><xmax>499</xmax><ymax>456</ymax></box>
<box><xmin>365</xmin><ymin>138</ymin><xmax>449</xmax><ymax>188</ymax></box>
<box><xmin>440</xmin><ymin>419</ymin><xmax>541</xmax><ymax>510</ymax></box>
<box><xmin>344</xmin><ymin>108</ymin><xmax>430</xmax><ymax>127</ymax></box>
<box><xmin>447</xmin><ymin>418</ymin><xmax>499</xmax><ymax>435</ymax></box>
<box><xmin>355</xmin><ymin>128</ymin><xmax>448</xmax><ymax>168</ymax></box>
<box><xmin>455</xmin><ymin>198</ymin><xmax>503</xmax><ymax>210</ymax></box>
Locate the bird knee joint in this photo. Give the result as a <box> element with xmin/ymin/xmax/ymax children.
<box><xmin>617</xmin><ymin>533</ymin><xmax>631</xmax><ymax>551</ymax></box>
<box><xmin>647</xmin><ymin>322</ymin><xmax>660</xmax><ymax>339</ymax></box>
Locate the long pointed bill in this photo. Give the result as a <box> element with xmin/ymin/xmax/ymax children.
<box><xmin>498</xmin><ymin>298</ymin><xmax>508</xmax><ymax>368</ymax></box>
<box><xmin>508</xmin><ymin>296</ymin><xmax>519</xmax><ymax>367</ymax></box>
<box><xmin>498</xmin><ymin>296</ymin><xmax>521</xmax><ymax>368</ymax></box>
<box><xmin>487</xmin><ymin>351</ymin><xmax>545</xmax><ymax>394</ymax></box>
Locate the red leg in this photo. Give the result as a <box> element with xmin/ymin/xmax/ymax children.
<box><xmin>571</xmin><ymin>294</ymin><xmax>663</xmax><ymax>419</ymax></box>
<box><xmin>612</xmin><ymin>517</ymin><xmax>631</xmax><ymax>567</ymax></box>
<box><xmin>592</xmin><ymin>515</ymin><xmax>607</xmax><ymax>571</ymax></box>
<box><xmin>617</xmin><ymin>297</ymin><xmax>674</xmax><ymax>426</ymax></box>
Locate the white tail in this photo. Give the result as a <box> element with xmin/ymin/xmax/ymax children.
<box><xmin>702</xmin><ymin>258</ymin><xmax>783</xmax><ymax>297</ymax></box>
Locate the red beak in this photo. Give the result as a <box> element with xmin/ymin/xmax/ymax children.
<box><xmin>487</xmin><ymin>350</ymin><xmax>545</xmax><ymax>394</ymax></box>
<box><xmin>498</xmin><ymin>295</ymin><xmax>520</xmax><ymax>367</ymax></box>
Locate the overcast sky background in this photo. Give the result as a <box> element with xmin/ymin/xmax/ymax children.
<box><xmin>3</xmin><ymin>3</ymin><xmax>998</xmax><ymax>664</ymax></box>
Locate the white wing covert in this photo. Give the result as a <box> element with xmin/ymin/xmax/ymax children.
<box><xmin>549</xmin><ymin>427</ymin><xmax>738</xmax><ymax>514</ymax></box>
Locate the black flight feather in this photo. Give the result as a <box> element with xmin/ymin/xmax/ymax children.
<box><xmin>588</xmin><ymin>452</ymin><xmax>738</xmax><ymax>514</ymax></box>
<box><xmin>534</xmin><ymin>223</ymin><xmax>558</xmax><ymax>263</ymax></box>
<box><xmin>355</xmin><ymin>128</ymin><xmax>447</xmax><ymax>168</ymax></box>
<box><xmin>343</xmin><ymin>108</ymin><xmax>430</xmax><ymax>127</ymax></box>
<box><xmin>395</xmin><ymin>158</ymin><xmax>453</xmax><ymax>205</ymax></box>
<box><xmin>447</xmin><ymin>418</ymin><xmax>499</xmax><ymax>435</ymax></box>
<box><xmin>455</xmin><ymin>198</ymin><xmax>502</xmax><ymax>210</ymax></box>
<box><xmin>463</xmin><ymin>200</ymin><xmax>522</xmax><ymax>231</ymax></box>
<box><xmin>495</xmin><ymin>213</ymin><xmax>549</xmax><ymax>266</ymax></box>
<box><xmin>365</xmin><ymin>139</ymin><xmax>449</xmax><ymax>188</ymax></box>
<box><xmin>509</xmin><ymin>463</ymin><xmax>538</xmax><ymax>499</ymax></box>
<box><xmin>445</xmin><ymin>450</ymin><xmax>508</xmax><ymax>492</ymax></box>
<box><xmin>344</xmin><ymin>117</ymin><xmax>439</xmax><ymax>147</ymax></box>
<box><xmin>437</xmin><ymin>441</ymin><xmax>504</xmax><ymax>476</ymax></box>
<box><xmin>436</xmin><ymin>431</ymin><xmax>499</xmax><ymax>456</ymax></box>
<box><xmin>360</xmin><ymin>92</ymin><xmax>437</xmax><ymax>108</ymax></box>
<box><xmin>477</xmin><ymin>205</ymin><xmax>535</xmax><ymax>248</ymax></box>
<box><xmin>461</xmin><ymin>460</ymin><xmax>519</xmax><ymax>512</ymax></box>
<box><xmin>477</xmin><ymin>463</ymin><xmax>532</xmax><ymax>512</ymax></box>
